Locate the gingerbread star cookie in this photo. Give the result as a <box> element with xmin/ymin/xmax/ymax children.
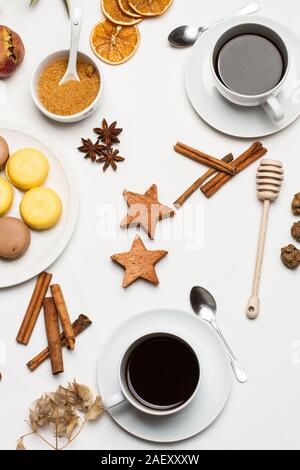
<box><xmin>120</xmin><ymin>184</ymin><xmax>175</xmax><ymax>239</ymax></box>
<box><xmin>111</xmin><ymin>236</ymin><xmax>168</xmax><ymax>288</ymax></box>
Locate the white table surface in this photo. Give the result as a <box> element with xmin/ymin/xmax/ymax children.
<box><xmin>1</xmin><ymin>0</ymin><xmax>300</xmax><ymax>451</ymax></box>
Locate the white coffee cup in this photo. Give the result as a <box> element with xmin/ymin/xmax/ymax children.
<box><xmin>103</xmin><ymin>332</ymin><xmax>201</xmax><ymax>417</ymax></box>
<box><xmin>211</xmin><ymin>23</ymin><xmax>290</xmax><ymax>122</ymax></box>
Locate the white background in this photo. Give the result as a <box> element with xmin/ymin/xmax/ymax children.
<box><xmin>0</xmin><ymin>0</ymin><xmax>300</xmax><ymax>451</ymax></box>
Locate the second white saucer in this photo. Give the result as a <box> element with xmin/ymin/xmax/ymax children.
<box><xmin>98</xmin><ymin>309</ymin><xmax>232</xmax><ymax>443</ymax></box>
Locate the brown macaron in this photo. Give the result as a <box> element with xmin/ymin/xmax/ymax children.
<box><xmin>0</xmin><ymin>217</ymin><xmax>31</xmax><ymax>259</ymax></box>
<box><xmin>0</xmin><ymin>136</ymin><xmax>9</xmax><ymax>171</ymax></box>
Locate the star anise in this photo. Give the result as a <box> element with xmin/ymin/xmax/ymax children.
<box><xmin>77</xmin><ymin>138</ymin><xmax>106</xmax><ymax>162</ymax></box>
<box><xmin>94</xmin><ymin>119</ymin><xmax>123</xmax><ymax>146</ymax></box>
<box><xmin>97</xmin><ymin>148</ymin><xmax>125</xmax><ymax>172</ymax></box>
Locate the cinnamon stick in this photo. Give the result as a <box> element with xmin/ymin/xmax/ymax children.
<box><xmin>16</xmin><ymin>272</ymin><xmax>52</xmax><ymax>345</ymax></box>
<box><xmin>201</xmin><ymin>142</ymin><xmax>262</xmax><ymax>196</ymax></box>
<box><xmin>43</xmin><ymin>297</ymin><xmax>64</xmax><ymax>375</ymax></box>
<box><xmin>27</xmin><ymin>314</ymin><xmax>92</xmax><ymax>372</ymax></box>
<box><xmin>174</xmin><ymin>153</ymin><xmax>234</xmax><ymax>208</ymax></box>
<box><xmin>175</xmin><ymin>142</ymin><xmax>236</xmax><ymax>176</ymax></box>
<box><xmin>50</xmin><ymin>284</ymin><xmax>75</xmax><ymax>350</ymax></box>
<box><xmin>201</xmin><ymin>142</ymin><xmax>267</xmax><ymax>199</ymax></box>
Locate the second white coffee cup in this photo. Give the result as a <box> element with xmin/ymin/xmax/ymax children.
<box><xmin>103</xmin><ymin>332</ymin><xmax>202</xmax><ymax>417</ymax></box>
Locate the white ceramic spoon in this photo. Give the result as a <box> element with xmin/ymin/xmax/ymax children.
<box><xmin>59</xmin><ymin>4</ymin><xmax>82</xmax><ymax>85</ymax></box>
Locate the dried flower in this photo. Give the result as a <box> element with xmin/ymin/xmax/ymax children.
<box><xmin>67</xmin><ymin>380</ymin><xmax>93</xmax><ymax>411</ymax></box>
<box><xmin>86</xmin><ymin>396</ymin><xmax>104</xmax><ymax>421</ymax></box>
<box><xmin>66</xmin><ymin>416</ymin><xmax>80</xmax><ymax>441</ymax></box>
<box><xmin>30</xmin><ymin>394</ymin><xmax>54</xmax><ymax>431</ymax></box>
<box><xmin>18</xmin><ymin>380</ymin><xmax>103</xmax><ymax>450</ymax></box>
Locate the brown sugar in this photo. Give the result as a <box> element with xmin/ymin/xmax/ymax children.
<box><xmin>38</xmin><ymin>59</ymin><xmax>100</xmax><ymax>116</ymax></box>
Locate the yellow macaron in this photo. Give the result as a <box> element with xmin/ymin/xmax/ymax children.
<box><xmin>0</xmin><ymin>177</ymin><xmax>14</xmax><ymax>216</ymax></box>
<box><xmin>20</xmin><ymin>187</ymin><xmax>62</xmax><ymax>230</ymax></box>
<box><xmin>6</xmin><ymin>148</ymin><xmax>49</xmax><ymax>191</ymax></box>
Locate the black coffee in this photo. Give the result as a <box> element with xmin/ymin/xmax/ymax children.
<box><xmin>125</xmin><ymin>335</ymin><xmax>200</xmax><ymax>410</ymax></box>
<box><xmin>217</xmin><ymin>34</ymin><xmax>284</xmax><ymax>96</ymax></box>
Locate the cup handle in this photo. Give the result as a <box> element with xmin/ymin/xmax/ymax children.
<box><xmin>262</xmin><ymin>96</ymin><xmax>284</xmax><ymax>122</ymax></box>
<box><xmin>103</xmin><ymin>391</ymin><xmax>126</xmax><ymax>410</ymax></box>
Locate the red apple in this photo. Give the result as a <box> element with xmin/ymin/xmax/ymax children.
<box><xmin>0</xmin><ymin>25</ymin><xmax>25</xmax><ymax>78</ymax></box>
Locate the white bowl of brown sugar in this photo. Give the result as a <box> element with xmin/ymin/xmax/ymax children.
<box><xmin>31</xmin><ymin>50</ymin><xmax>103</xmax><ymax>123</ymax></box>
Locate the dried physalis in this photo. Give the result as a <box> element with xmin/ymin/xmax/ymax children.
<box><xmin>17</xmin><ymin>380</ymin><xmax>104</xmax><ymax>450</ymax></box>
<box><xmin>292</xmin><ymin>193</ymin><xmax>300</xmax><ymax>216</ymax></box>
<box><xmin>291</xmin><ymin>222</ymin><xmax>300</xmax><ymax>243</ymax></box>
<box><xmin>281</xmin><ymin>244</ymin><xmax>300</xmax><ymax>270</ymax></box>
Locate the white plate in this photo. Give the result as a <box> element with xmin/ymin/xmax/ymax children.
<box><xmin>185</xmin><ymin>16</ymin><xmax>300</xmax><ymax>138</ymax></box>
<box><xmin>98</xmin><ymin>309</ymin><xmax>232</xmax><ymax>443</ymax></box>
<box><xmin>0</xmin><ymin>123</ymin><xmax>79</xmax><ymax>288</ymax></box>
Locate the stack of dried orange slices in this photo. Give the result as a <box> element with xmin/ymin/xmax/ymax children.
<box><xmin>90</xmin><ymin>0</ymin><xmax>174</xmax><ymax>65</ymax></box>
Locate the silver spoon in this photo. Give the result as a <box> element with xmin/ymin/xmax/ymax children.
<box><xmin>168</xmin><ymin>1</ymin><xmax>261</xmax><ymax>48</ymax></box>
<box><xmin>190</xmin><ymin>286</ymin><xmax>248</xmax><ymax>383</ymax></box>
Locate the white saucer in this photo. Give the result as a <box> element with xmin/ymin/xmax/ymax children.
<box><xmin>0</xmin><ymin>123</ymin><xmax>79</xmax><ymax>288</ymax></box>
<box><xmin>185</xmin><ymin>16</ymin><xmax>300</xmax><ymax>138</ymax></box>
<box><xmin>97</xmin><ymin>309</ymin><xmax>232</xmax><ymax>443</ymax></box>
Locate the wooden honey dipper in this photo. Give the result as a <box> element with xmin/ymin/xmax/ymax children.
<box><xmin>246</xmin><ymin>159</ymin><xmax>284</xmax><ymax>320</ymax></box>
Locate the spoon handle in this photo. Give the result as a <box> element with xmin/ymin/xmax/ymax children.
<box><xmin>208</xmin><ymin>1</ymin><xmax>261</xmax><ymax>31</ymax></box>
<box><xmin>60</xmin><ymin>3</ymin><xmax>82</xmax><ymax>84</ymax></box>
<box><xmin>231</xmin><ymin>1</ymin><xmax>261</xmax><ymax>18</ymax></box>
<box><xmin>69</xmin><ymin>5</ymin><xmax>82</xmax><ymax>74</ymax></box>
<box><xmin>211</xmin><ymin>320</ymin><xmax>248</xmax><ymax>384</ymax></box>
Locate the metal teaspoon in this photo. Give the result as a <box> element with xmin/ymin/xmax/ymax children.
<box><xmin>168</xmin><ymin>1</ymin><xmax>261</xmax><ymax>48</ymax></box>
<box><xmin>190</xmin><ymin>286</ymin><xmax>248</xmax><ymax>383</ymax></box>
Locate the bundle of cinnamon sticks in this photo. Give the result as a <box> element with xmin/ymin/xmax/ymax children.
<box><xmin>174</xmin><ymin>141</ymin><xmax>268</xmax><ymax>208</ymax></box>
<box><xmin>16</xmin><ymin>272</ymin><xmax>92</xmax><ymax>375</ymax></box>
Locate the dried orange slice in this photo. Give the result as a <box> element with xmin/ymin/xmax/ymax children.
<box><xmin>118</xmin><ymin>0</ymin><xmax>142</xmax><ymax>18</ymax></box>
<box><xmin>90</xmin><ymin>19</ymin><xmax>140</xmax><ymax>65</ymax></box>
<box><xmin>129</xmin><ymin>0</ymin><xmax>173</xmax><ymax>16</ymax></box>
<box><xmin>102</xmin><ymin>0</ymin><xmax>142</xmax><ymax>25</ymax></box>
